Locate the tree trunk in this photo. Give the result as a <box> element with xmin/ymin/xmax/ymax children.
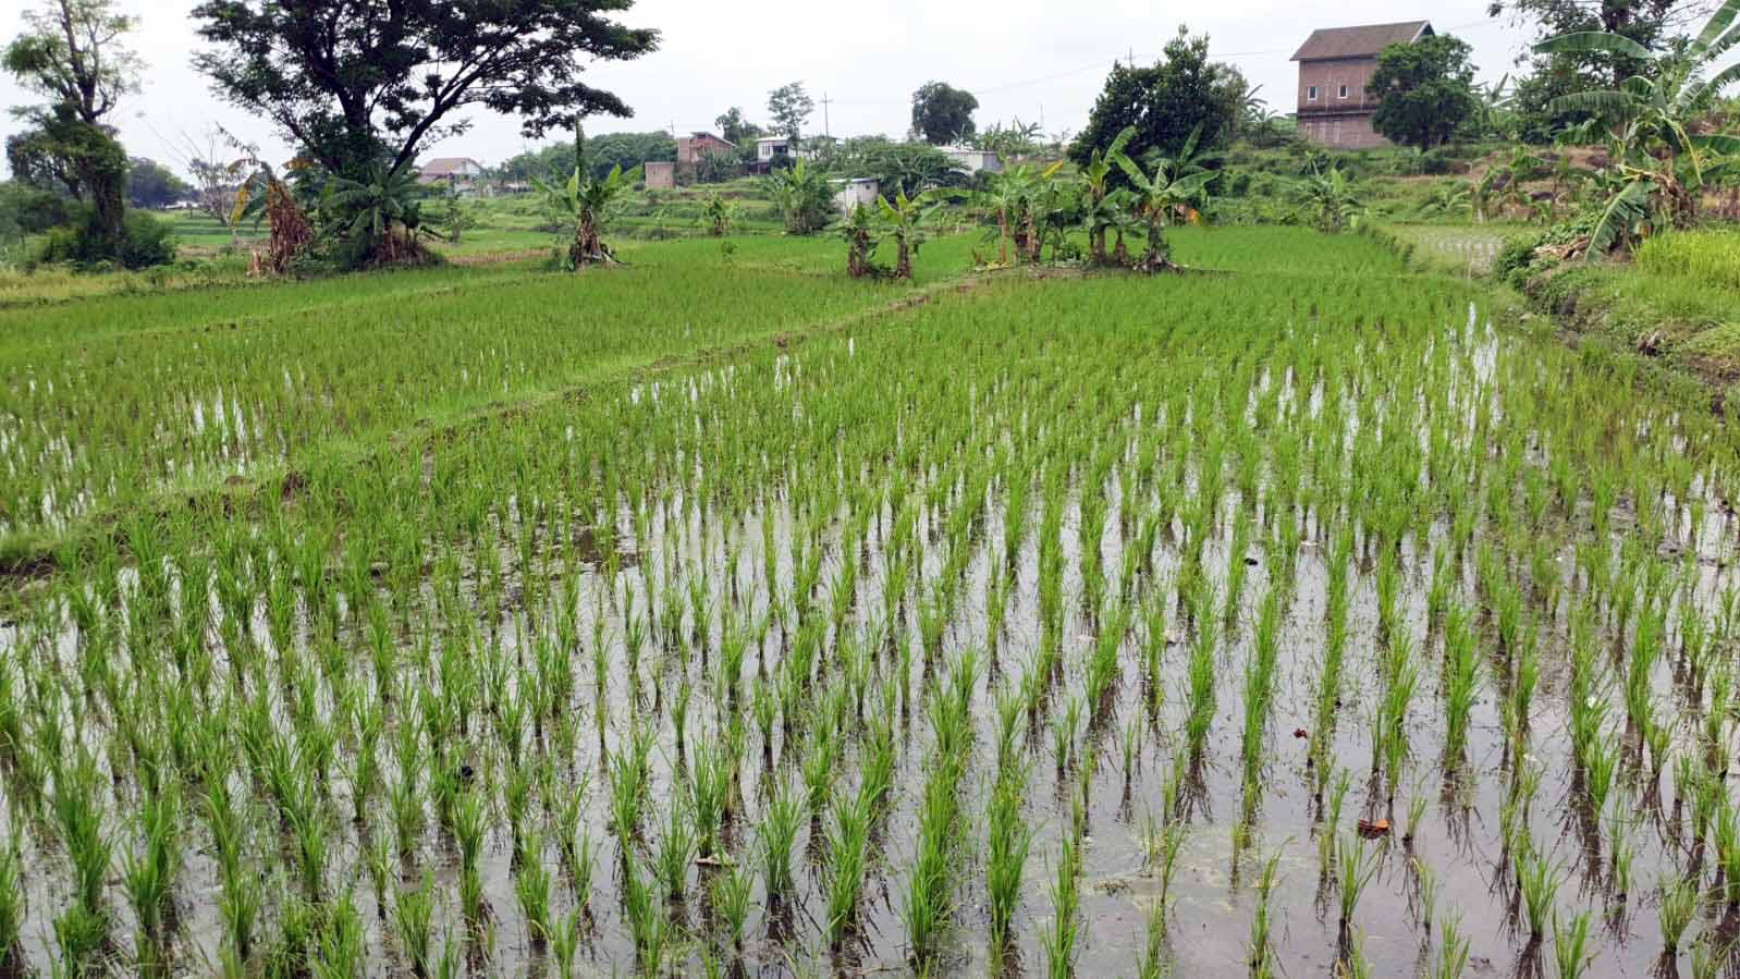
<box><xmin>895</xmin><ymin>234</ymin><xmax>912</xmax><ymax>280</ymax></box>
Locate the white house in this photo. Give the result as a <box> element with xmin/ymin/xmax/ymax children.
<box><xmin>834</xmin><ymin>177</ymin><xmax>880</xmax><ymax>216</ymax></box>
<box><xmin>940</xmin><ymin>146</ymin><xmax>1002</xmax><ymax>176</ymax></box>
<box><xmin>756</xmin><ymin>137</ymin><xmax>793</xmax><ymax>165</ymax></box>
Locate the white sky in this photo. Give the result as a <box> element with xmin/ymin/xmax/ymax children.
<box><xmin>1</xmin><ymin>0</ymin><xmax>1540</xmax><ymax>177</ymax></box>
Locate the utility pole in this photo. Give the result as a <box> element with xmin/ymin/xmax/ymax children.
<box><xmin>820</xmin><ymin>92</ymin><xmax>833</xmax><ymax>139</ymax></box>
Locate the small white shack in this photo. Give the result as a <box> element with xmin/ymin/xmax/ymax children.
<box><xmin>834</xmin><ymin>177</ymin><xmax>880</xmax><ymax>216</ymax></box>
<box><xmin>940</xmin><ymin>146</ymin><xmax>1002</xmax><ymax>176</ymax></box>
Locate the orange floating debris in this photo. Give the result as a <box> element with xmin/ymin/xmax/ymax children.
<box><xmin>1356</xmin><ymin>819</ymin><xmax>1391</xmax><ymax>839</ymax></box>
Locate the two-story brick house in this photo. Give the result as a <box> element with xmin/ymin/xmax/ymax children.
<box><xmin>1291</xmin><ymin>21</ymin><xmax>1433</xmax><ymax>149</ymax></box>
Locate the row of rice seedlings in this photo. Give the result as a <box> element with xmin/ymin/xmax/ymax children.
<box><xmin>5</xmin><ymin>259</ymin><xmax>1739</xmax><ymax>974</ymax></box>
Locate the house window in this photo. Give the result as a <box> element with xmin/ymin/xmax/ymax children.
<box><xmin>1338</xmin><ymin>85</ymin><xmax>1349</xmax><ymax>99</ymax></box>
<box><xmin>1307</xmin><ymin>85</ymin><xmax>1319</xmax><ymax>101</ymax></box>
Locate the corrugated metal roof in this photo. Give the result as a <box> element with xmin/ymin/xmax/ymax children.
<box><xmin>1291</xmin><ymin>21</ymin><xmax>1432</xmax><ymax>61</ymax></box>
<box><xmin>417</xmin><ymin>157</ymin><xmax>481</xmax><ymax>176</ymax></box>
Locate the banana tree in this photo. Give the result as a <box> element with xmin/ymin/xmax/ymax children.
<box><xmin>230</xmin><ymin>156</ymin><xmax>315</xmax><ymax>274</ymax></box>
<box><xmin>535</xmin><ymin>164</ymin><xmax>627</xmax><ymax>269</ymax></box>
<box><xmin>1535</xmin><ymin>0</ymin><xmax>1740</xmax><ymax>247</ymax></box>
<box><xmin>1078</xmin><ymin>127</ymin><xmax>1135</xmax><ymax>264</ymax></box>
<box><xmin>1475</xmin><ymin>146</ymin><xmax>1547</xmax><ymax>221</ymax></box>
<box><xmin>323</xmin><ymin>163</ymin><xmax>430</xmax><ymax>266</ymax></box>
<box><xmin>768</xmin><ymin>158</ymin><xmax>833</xmax><ymax>235</ymax></box>
<box><xmin>702</xmin><ymin>191</ymin><xmax>736</xmax><ymax>237</ymax></box>
<box><xmin>876</xmin><ymin>188</ymin><xmax>952</xmax><ymax>279</ymax></box>
<box><xmin>1109</xmin><ymin>126</ymin><xmax>1218</xmax><ymax>272</ymax></box>
<box><xmin>841</xmin><ymin>202</ymin><xmax>881</xmax><ymax>278</ymax></box>
<box><xmin>1298</xmin><ymin>164</ymin><xmax>1365</xmax><ymax>233</ymax></box>
<box><xmin>979</xmin><ymin>162</ymin><xmax>1061</xmax><ymax>266</ymax></box>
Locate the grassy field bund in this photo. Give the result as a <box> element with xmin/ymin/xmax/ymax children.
<box><xmin>4</xmin><ymin>226</ymin><xmax>1740</xmax><ymax>978</ymax></box>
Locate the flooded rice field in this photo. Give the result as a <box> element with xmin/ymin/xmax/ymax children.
<box><xmin>4</xmin><ymin>268</ymin><xmax>1740</xmax><ymax>978</ymax></box>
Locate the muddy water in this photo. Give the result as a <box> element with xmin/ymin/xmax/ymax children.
<box><xmin>5</xmin><ymin>308</ymin><xmax>1736</xmax><ymax>979</ymax></box>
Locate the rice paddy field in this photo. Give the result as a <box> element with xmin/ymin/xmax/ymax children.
<box><xmin>3</xmin><ymin>226</ymin><xmax>1740</xmax><ymax>978</ymax></box>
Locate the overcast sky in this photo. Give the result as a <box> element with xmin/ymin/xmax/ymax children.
<box><xmin>1</xmin><ymin>0</ymin><xmax>1540</xmax><ymax>177</ymax></box>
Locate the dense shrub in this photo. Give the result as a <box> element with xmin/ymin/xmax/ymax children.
<box><xmin>1494</xmin><ymin>235</ymin><xmax>1539</xmax><ymax>287</ymax></box>
<box><xmin>32</xmin><ymin>206</ymin><xmax>176</xmax><ymax>270</ymax></box>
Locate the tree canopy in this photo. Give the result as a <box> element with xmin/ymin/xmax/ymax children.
<box><xmin>126</xmin><ymin>157</ymin><xmax>193</xmax><ymax>209</ymax></box>
<box><xmin>191</xmin><ymin>0</ymin><xmax>660</xmax><ymax>180</ymax></box>
<box><xmin>767</xmin><ymin>82</ymin><xmax>814</xmax><ymax>142</ymax></box>
<box><xmin>1369</xmin><ymin>35</ymin><xmax>1479</xmax><ymax>151</ymax></box>
<box><xmin>910</xmin><ymin>81</ymin><xmax>979</xmax><ymax>144</ymax></box>
<box><xmin>1070</xmin><ymin>27</ymin><xmax>1246</xmax><ymax>175</ymax></box>
<box><xmin>498</xmin><ymin>131</ymin><xmax>675</xmax><ymax>184</ymax></box>
<box><xmin>1490</xmin><ymin>0</ymin><xmax>1702</xmax><ymax>138</ymax></box>
<box><xmin>3</xmin><ymin>0</ymin><xmax>140</xmax><ymax>254</ymax></box>
<box><xmin>714</xmin><ymin>107</ymin><xmax>763</xmax><ymax>145</ymax></box>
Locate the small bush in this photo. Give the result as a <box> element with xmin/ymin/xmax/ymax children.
<box><xmin>32</xmin><ymin>207</ymin><xmax>176</xmax><ymax>271</ymax></box>
<box><xmin>1494</xmin><ymin>235</ymin><xmax>1540</xmax><ymax>286</ymax></box>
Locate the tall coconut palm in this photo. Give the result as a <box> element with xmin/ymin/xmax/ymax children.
<box><xmin>1108</xmin><ymin>126</ymin><xmax>1218</xmax><ymax>272</ymax></box>
<box><xmin>1535</xmin><ymin>0</ymin><xmax>1740</xmax><ymax>248</ymax></box>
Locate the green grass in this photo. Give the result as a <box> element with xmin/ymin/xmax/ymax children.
<box><xmin>1520</xmin><ymin>227</ymin><xmax>1740</xmax><ymax>378</ymax></box>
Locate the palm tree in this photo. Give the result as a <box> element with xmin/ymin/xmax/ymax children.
<box><xmin>1108</xmin><ymin>126</ymin><xmax>1218</xmax><ymax>272</ymax></box>
<box><xmin>1535</xmin><ymin>0</ymin><xmax>1740</xmax><ymax>248</ymax></box>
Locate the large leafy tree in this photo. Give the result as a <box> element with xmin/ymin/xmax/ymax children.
<box><xmin>1536</xmin><ymin>0</ymin><xmax>1740</xmax><ymax>247</ymax></box>
<box><xmin>498</xmin><ymin>131</ymin><xmax>673</xmax><ymax>184</ymax></box>
<box><xmin>126</xmin><ymin>157</ymin><xmax>193</xmax><ymax>209</ymax></box>
<box><xmin>1490</xmin><ymin>0</ymin><xmax>1705</xmax><ymax>137</ymax></box>
<box><xmin>1071</xmin><ymin>27</ymin><xmax>1246</xmax><ymax>176</ymax></box>
<box><xmin>833</xmin><ymin>138</ymin><xmax>964</xmax><ymax>200</ymax></box>
<box><xmin>1370</xmin><ymin>35</ymin><xmax>1479</xmax><ymax>151</ymax></box>
<box><xmin>910</xmin><ymin>81</ymin><xmax>979</xmax><ymax>144</ymax></box>
<box><xmin>714</xmin><ymin>107</ymin><xmax>762</xmax><ymax>145</ymax></box>
<box><xmin>767</xmin><ymin>82</ymin><xmax>814</xmax><ymax>142</ymax></box>
<box><xmin>191</xmin><ymin>1</ymin><xmax>659</xmax><ymax>181</ymax></box>
<box><xmin>3</xmin><ymin>0</ymin><xmax>141</xmax><ymax>254</ymax></box>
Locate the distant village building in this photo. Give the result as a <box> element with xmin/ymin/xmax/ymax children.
<box><xmin>1291</xmin><ymin>20</ymin><xmax>1433</xmax><ymax>149</ymax></box>
<box><xmin>643</xmin><ymin>161</ymin><xmax>677</xmax><ymax>190</ymax></box>
<box><xmin>754</xmin><ymin>137</ymin><xmax>795</xmax><ymax>172</ymax></box>
<box><xmin>940</xmin><ymin>146</ymin><xmax>1002</xmax><ymax>176</ymax></box>
<box><xmin>676</xmin><ymin>132</ymin><xmax>736</xmax><ymax>166</ymax></box>
<box><xmin>415</xmin><ymin>157</ymin><xmax>488</xmax><ymax>194</ymax></box>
